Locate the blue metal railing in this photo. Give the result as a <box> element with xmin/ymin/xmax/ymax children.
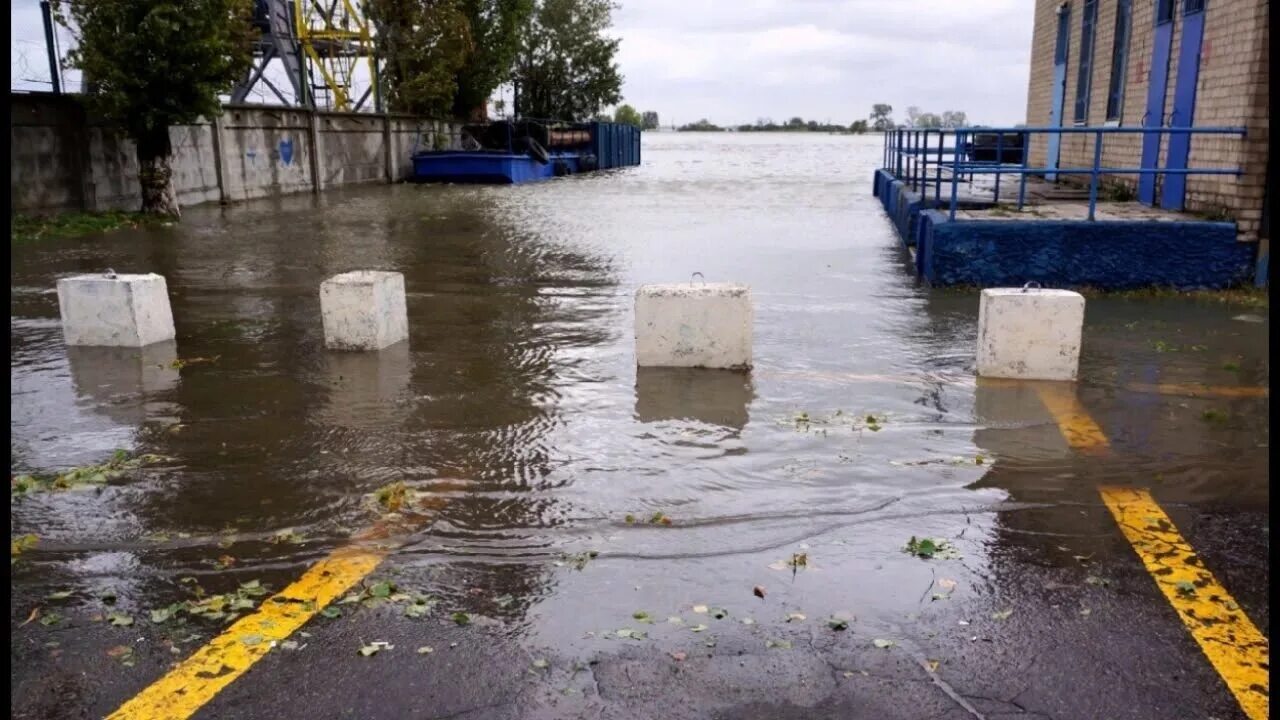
<box><xmin>881</xmin><ymin>125</ymin><xmax>1246</xmax><ymax>221</ymax></box>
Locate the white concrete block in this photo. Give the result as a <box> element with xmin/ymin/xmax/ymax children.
<box><xmin>320</xmin><ymin>271</ymin><xmax>408</xmax><ymax>351</ymax></box>
<box><xmin>977</xmin><ymin>288</ymin><xmax>1084</xmax><ymax>381</ymax></box>
<box><xmin>56</xmin><ymin>273</ymin><xmax>176</xmax><ymax>347</ymax></box>
<box><xmin>635</xmin><ymin>283</ymin><xmax>752</xmax><ymax>369</ymax></box>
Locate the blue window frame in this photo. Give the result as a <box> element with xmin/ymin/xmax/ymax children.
<box><xmin>1185</xmin><ymin>0</ymin><xmax>1206</xmax><ymax>14</ymax></box>
<box><xmin>1106</xmin><ymin>0</ymin><xmax>1133</xmax><ymax>121</ymax></box>
<box><xmin>1073</xmin><ymin>0</ymin><xmax>1098</xmax><ymax>123</ymax></box>
<box><xmin>1157</xmin><ymin>0</ymin><xmax>1176</xmax><ymax>23</ymax></box>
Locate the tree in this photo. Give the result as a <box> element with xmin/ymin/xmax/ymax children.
<box><xmin>53</xmin><ymin>0</ymin><xmax>254</xmax><ymax>217</ymax></box>
<box><xmin>641</xmin><ymin>111</ymin><xmax>659</xmax><ymax>129</ymax></box>
<box><xmin>613</xmin><ymin>104</ymin><xmax>643</xmax><ymax>128</ymax></box>
<box><xmin>870</xmin><ymin>104</ymin><xmax>893</xmax><ymax>131</ymax></box>
<box><xmin>450</xmin><ymin>0</ymin><xmax>534</xmax><ymax>119</ymax></box>
<box><xmin>787</xmin><ymin>116</ymin><xmax>805</xmax><ymax>128</ymax></box>
<box><xmin>917</xmin><ymin>112</ymin><xmax>942</xmax><ymax>129</ymax></box>
<box><xmin>904</xmin><ymin>106</ymin><xmax>922</xmax><ymax>128</ymax></box>
<box><xmin>941</xmin><ymin>110</ymin><xmax>968</xmax><ymax>129</ymax></box>
<box><xmin>513</xmin><ymin>0</ymin><xmax>623</xmax><ymax>120</ymax></box>
<box><xmin>367</xmin><ymin>0</ymin><xmax>473</xmax><ymax>118</ymax></box>
<box><xmin>849</xmin><ymin>119</ymin><xmax>868</xmax><ymax>134</ymax></box>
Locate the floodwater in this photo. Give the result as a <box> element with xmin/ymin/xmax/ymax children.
<box><xmin>10</xmin><ymin>132</ymin><xmax>1270</xmax><ymax>719</ymax></box>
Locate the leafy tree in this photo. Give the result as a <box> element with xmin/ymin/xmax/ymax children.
<box><xmin>592</xmin><ymin>112</ymin><xmax>613</xmax><ymax>122</ymax></box>
<box><xmin>941</xmin><ymin>110</ymin><xmax>968</xmax><ymax>129</ymax></box>
<box><xmin>613</xmin><ymin>104</ymin><xmax>643</xmax><ymax>128</ymax></box>
<box><xmin>451</xmin><ymin>0</ymin><xmax>533</xmax><ymax>119</ymax></box>
<box><xmin>53</xmin><ymin>0</ymin><xmax>255</xmax><ymax>217</ymax></box>
<box><xmin>677</xmin><ymin>119</ymin><xmax>724</xmax><ymax>131</ymax></box>
<box><xmin>904</xmin><ymin>106</ymin><xmax>922</xmax><ymax>128</ymax></box>
<box><xmin>513</xmin><ymin>0</ymin><xmax>623</xmax><ymax>120</ymax></box>
<box><xmin>849</xmin><ymin>119</ymin><xmax>868</xmax><ymax>134</ymax></box>
<box><xmin>368</xmin><ymin>0</ymin><xmax>473</xmax><ymax>118</ymax></box>
<box><xmin>641</xmin><ymin>110</ymin><xmax>659</xmax><ymax>129</ymax></box>
<box><xmin>870</xmin><ymin>104</ymin><xmax>893</xmax><ymax>131</ymax></box>
<box><xmin>917</xmin><ymin>112</ymin><xmax>943</xmax><ymax>129</ymax></box>
<box><xmin>787</xmin><ymin>116</ymin><xmax>805</xmax><ymax>128</ymax></box>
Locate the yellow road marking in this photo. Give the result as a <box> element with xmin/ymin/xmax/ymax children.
<box><xmin>1026</xmin><ymin>381</ymin><xmax>1269</xmax><ymax>719</ymax></box>
<box><xmin>1032</xmin><ymin>382</ymin><xmax>1110</xmax><ymax>454</ymax></box>
<box><xmin>1125</xmin><ymin>383</ymin><xmax>1269</xmax><ymax>399</ymax></box>
<box><xmin>107</xmin><ymin>547</ymin><xmax>385</xmax><ymax>720</ymax></box>
<box><xmin>1101</xmin><ymin>487</ymin><xmax>1270</xmax><ymax>720</ymax></box>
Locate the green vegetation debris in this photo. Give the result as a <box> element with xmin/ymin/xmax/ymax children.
<box><xmin>531</xmin><ymin>658</ymin><xmax>549</xmax><ymax>669</ymax></box>
<box><xmin>107</xmin><ymin>612</ymin><xmax>134</xmax><ymax>627</ymax></box>
<box><xmin>904</xmin><ymin>536</ymin><xmax>958</xmax><ymax>559</ymax></box>
<box><xmin>270</xmin><ymin>528</ymin><xmax>305</xmax><ymax>545</ymax></box>
<box><xmin>709</xmin><ymin>607</ymin><xmax>728</xmax><ymax>620</ymax></box>
<box><xmin>12</xmin><ymin>450</ymin><xmax>167</xmax><ymax>498</ymax></box>
<box><xmin>1201</xmin><ymin>409</ymin><xmax>1229</xmax><ymax>424</ymax></box>
<box><xmin>11</xmin><ymin>533</ymin><xmax>39</xmax><ymax>562</ymax></box>
<box><xmin>765</xmin><ymin>639</ymin><xmax>792</xmax><ymax>649</ymax></box>
<box><xmin>417</xmin><ymin>646</ymin><xmax>434</xmax><ymax>654</ymax></box>
<box><xmin>11</xmin><ymin>211</ymin><xmax>165</xmax><ymax>244</ymax></box>
<box><xmin>872</xmin><ymin>638</ymin><xmax>895</xmax><ymax>649</ymax></box>
<box><xmin>358</xmin><ymin>641</ymin><xmax>393</xmax><ymax>657</ymax></box>
<box><xmin>106</xmin><ymin>644</ymin><xmax>136</xmax><ymax>666</ymax></box>
<box><xmin>827</xmin><ymin>617</ymin><xmax>850</xmax><ymax>631</ymax></box>
<box><xmin>1175</xmin><ymin>581</ymin><xmax>1197</xmax><ymax>597</ymax></box>
<box><xmin>451</xmin><ymin>611</ymin><xmax>470</xmax><ymax>626</ymax></box>
<box><xmin>991</xmin><ymin>609</ymin><xmax>1013</xmax><ymax>621</ymax></box>
<box><xmin>632</xmin><ymin>610</ymin><xmax>653</xmax><ymax>623</ymax></box>
<box><xmin>374</xmin><ymin>481</ymin><xmax>408</xmax><ymax>512</ymax></box>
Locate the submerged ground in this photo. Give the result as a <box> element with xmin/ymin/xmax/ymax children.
<box><xmin>10</xmin><ymin>132</ymin><xmax>1270</xmax><ymax>719</ymax></box>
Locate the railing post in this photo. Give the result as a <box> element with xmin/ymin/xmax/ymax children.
<box><xmin>896</xmin><ymin>130</ymin><xmax>903</xmax><ymax>178</ymax></box>
<box><xmin>994</xmin><ymin>133</ymin><xmax>1004</xmax><ymax>205</ymax></box>
<box><xmin>949</xmin><ymin>130</ymin><xmax>963</xmax><ymax>221</ymax></box>
<box><xmin>917</xmin><ymin>131</ymin><xmax>926</xmax><ymax>193</ymax></box>
<box><xmin>1088</xmin><ymin>129</ymin><xmax>1103</xmax><ymax>221</ymax></box>
<box><xmin>1017</xmin><ymin>130</ymin><xmax>1029</xmax><ymax>210</ymax></box>
<box><xmin>935</xmin><ymin>130</ymin><xmax>944</xmax><ymax>204</ymax></box>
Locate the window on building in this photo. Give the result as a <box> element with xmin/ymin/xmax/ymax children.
<box><xmin>1073</xmin><ymin>0</ymin><xmax>1098</xmax><ymax>123</ymax></box>
<box><xmin>1157</xmin><ymin>0</ymin><xmax>1176</xmax><ymax>23</ymax></box>
<box><xmin>1106</xmin><ymin>0</ymin><xmax>1133</xmax><ymax>121</ymax></box>
<box><xmin>1184</xmin><ymin>0</ymin><xmax>1206</xmax><ymax>14</ymax></box>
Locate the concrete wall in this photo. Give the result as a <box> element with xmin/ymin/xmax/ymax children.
<box><xmin>10</xmin><ymin>92</ymin><xmax>460</xmax><ymax>215</ymax></box>
<box><xmin>1023</xmin><ymin>0</ymin><xmax>1268</xmax><ymax>241</ymax></box>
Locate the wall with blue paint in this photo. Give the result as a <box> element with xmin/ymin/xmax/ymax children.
<box><xmin>915</xmin><ymin>210</ymin><xmax>1256</xmax><ymax>289</ymax></box>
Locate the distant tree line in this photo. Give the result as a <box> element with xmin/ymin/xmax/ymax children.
<box><xmin>594</xmin><ymin>104</ymin><xmax>660</xmax><ymax>129</ymax></box>
<box><xmin>868</xmin><ymin>104</ymin><xmax>970</xmax><ymax>131</ymax></box>
<box><xmin>673</xmin><ymin>116</ymin><xmax>873</xmax><ymax>133</ymax></box>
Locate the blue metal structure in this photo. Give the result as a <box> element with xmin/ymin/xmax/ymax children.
<box><xmin>1138</xmin><ymin>0</ymin><xmax>1177</xmax><ymax>204</ymax></box>
<box><xmin>881</xmin><ymin>125</ymin><xmax>1245</xmax><ymax>221</ymax></box>
<box><xmin>1047</xmin><ymin>4</ymin><xmax>1071</xmax><ymax>181</ymax></box>
<box><xmin>1162</xmin><ymin>0</ymin><xmax>1208</xmax><ymax>210</ymax></box>
<box><xmin>411</xmin><ymin>121</ymin><xmax>641</xmax><ymax>184</ymax></box>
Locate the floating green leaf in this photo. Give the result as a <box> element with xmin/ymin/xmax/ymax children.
<box><xmin>240</xmin><ymin>633</ymin><xmax>264</xmax><ymax>646</ymax></box>
<box><xmin>107</xmin><ymin>612</ymin><xmax>134</xmax><ymax>627</ymax></box>
<box><xmin>632</xmin><ymin>610</ymin><xmax>652</xmax><ymax>623</ymax></box>
<box><xmin>765</xmin><ymin>639</ymin><xmax>792</xmax><ymax>649</ymax></box>
<box><xmin>532</xmin><ymin>658</ymin><xmax>549</xmax><ymax>669</ymax></box>
<box><xmin>39</xmin><ymin>611</ymin><xmax>62</xmax><ymax>626</ymax></box>
<box><xmin>46</xmin><ymin>590</ymin><xmax>73</xmax><ymax>600</ymax></box>
<box><xmin>320</xmin><ymin>606</ymin><xmax>341</xmax><ymax>619</ymax></box>
<box><xmin>872</xmin><ymin>638</ymin><xmax>894</xmax><ymax>649</ymax></box>
<box><xmin>827</xmin><ymin>617</ymin><xmax>849</xmax><ymax>631</ymax></box>
<box><xmin>1175</xmin><ymin>581</ymin><xmax>1197</xmax><ymax>596</ymax></box>
<box><xmin>689</xmin><ymin>624</ymin><xmax>708</xmax><ymax>633</ymax></box>
<box><xmin>451</xmin><ymin>612</ymin><xmax>470</xmax><ymax>626</ymax></box>
<box><xmin>709</xmin><ymin>607</ymin><xmax>728</xmax><ymax>620</ymax></box>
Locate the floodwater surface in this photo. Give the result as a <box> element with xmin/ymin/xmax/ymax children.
<box><xmin>10</xmin><ymin>132</ymin><xmax>1270</xmax><ymax>720</ymax></box>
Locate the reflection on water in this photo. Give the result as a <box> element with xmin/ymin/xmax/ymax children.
<box><xmin>66</xmin><ymin>342</ymin><xmax>180</xmax><ymax>426</ymax></box>
<box><xmin>318</xmin><ymin>341</ymin><xmax>413</xmax><ymax>429</ymax></box>
<box><xmin>634</xmin><ymin>367</ymin><xmax>754</xmax><ymax>429</ymax></box>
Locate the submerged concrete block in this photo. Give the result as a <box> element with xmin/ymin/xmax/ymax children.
<box><xmin>977</xmin><ymin>287</ymin><xmax>1084</xmax><ymax>381</ymax></box>
<box><xmin>320</xmin><ymin>271</ymin><xmax>408</xmax><ymax>351</ymax></box>
<box><xmin>56</xmin><ymin>273</ymin><xmax>176</xmax><ymax>347</ymax></box>
<box><xmin>635</xmin><ymin>283</ymin><xmax>752</xmax><ymax>369</ymax></box>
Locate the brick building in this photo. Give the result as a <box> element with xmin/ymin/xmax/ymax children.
<box><xmin>1023</xmin><ymin>0</ymin><xmax>1268</xmax><ymax>244</ymax></box>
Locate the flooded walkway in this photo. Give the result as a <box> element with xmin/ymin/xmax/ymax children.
<box><xmin>10</xmin><ymin>133</ymin><xmax>1270</xmax><ymax>719</ymax></box>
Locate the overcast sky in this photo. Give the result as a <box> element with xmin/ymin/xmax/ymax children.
<box><xmin>11</xmin><ymin>0</ymin><xmax>1034</xmax><ymax>127</ymax></box>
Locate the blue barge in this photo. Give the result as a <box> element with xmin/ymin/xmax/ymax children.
<box><xmin>411</xmin><ymin>120</ymin><xmax>640</xmax><ymax>185</ymax></box>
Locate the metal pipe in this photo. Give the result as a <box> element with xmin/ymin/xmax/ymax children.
<box><xmin>949</xmin><ymin>130</ymin><xmax>963</xmax><ymax>221</ymax></box>
<box><xmin>1017</xmin><ymin>131</ymin><xmax>1030</xmax><ymax>210</ymax></box>
<box><xmin>1088</xmin><ymin>130</ymin><xmax>1103</xmax><ymax>220</ymax></box>
<box><xmin>994</xmin><ymin>133</ymin><xmax>1004</xmax><ymax>204</ymax></box>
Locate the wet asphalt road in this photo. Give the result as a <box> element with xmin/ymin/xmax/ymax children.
<box><xmin>11</xmin><ymin>132</ymin><xmax>1270</xmax><ymax>719</ymax></box>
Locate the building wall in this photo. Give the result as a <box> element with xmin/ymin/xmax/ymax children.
<box><xmin>10</xmin><ymin>93</ymin><xmax>459</xmax><ymax>215</ymax></box>
<box><xmin>1023</xmin><ymin>0</ymin><xmax>1268</xmax><ymax>241</ymax></box>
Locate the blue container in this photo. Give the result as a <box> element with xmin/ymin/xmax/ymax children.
<box><xmin>589</xmin><ymin>122</ymin><xmax>642</xmax><ymax>170</ymax></box>
<box><xmin>411</xmin><ymin>151</ymin><xmax>581</xmax><ymax>184</ymax></box>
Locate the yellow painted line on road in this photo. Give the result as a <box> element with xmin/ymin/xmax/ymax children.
<box><xmin>1124</xmin><ymin>383</ymin><xmax>1269</xmax><ymax>399</ymax></box>
<box><xmin>107</xmin><ymin>546</ymin><xmax>385</xmax><ymax>720</ymax></box>
<box><xmin>1032</xmin><ymin>382</ymin><xmax>1110</xmax><ymax>454</ymax></box>
<box><xmin>1027</xmin><ymin>381</ymin><xmax>1269</xmax><ymax>719</ymax></box>
<box><xmin>1101</xmin><ymin>487</ymin><xmax>1270</xmax><ymax>720</ymax></box>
